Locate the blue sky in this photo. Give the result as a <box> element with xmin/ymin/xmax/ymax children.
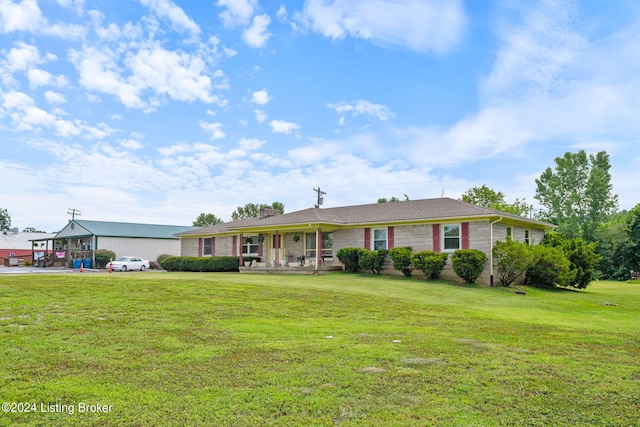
<box><xmin>1</xmin><ymin>0</ymin><xmax>639</xmax><ymax>232</ymax></box>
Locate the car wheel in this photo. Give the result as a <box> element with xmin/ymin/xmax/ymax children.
<box><xmin>140</xmin><ymin>265</ymin><xmax>146</xmax><ymax>271</ymax></box>
<box><xmin>121</xmin><ymin>266</ymin><xmax>127</xmax><ymax>272</ymax></box>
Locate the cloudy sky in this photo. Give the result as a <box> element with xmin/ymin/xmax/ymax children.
<box><xmin>1</xmin><ymin>0</ymin><xmax>638</xmax><ymax>232</ymax></box>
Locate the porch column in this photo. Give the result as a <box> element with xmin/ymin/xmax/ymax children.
<box><xmin>274</xmin><ymin>231</ymin><xmax>280</xmax><ymax>267</ymax></box>
<box><xmin>239</xmin><ymin>233</ymin><xmax>244</xmax><ymax>267</ymax></box>
<box><xmin>316</xmin><ymin>228</ymin><xmax>322</xmax><ymax>267</ymax></box>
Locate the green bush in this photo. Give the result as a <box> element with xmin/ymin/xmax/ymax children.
<box><xmin>358</xmin><ymin>249</ymin><xmax>388</xmax><ymax>274</ymax></box>
<box><xmin>525</xmin><ymin>245</ymin><xmax>574</xmax><ymax>289</ymax></box>
<box><xmin>156</xmin><ymin>253</ymin><xmax>174</xmax><ymax>265</ymax></box>
<box><xmin>411</xmin><ymin>250</ymin><xmax>448</xmax><ymax>280</ymax></box>
<box><xmin>389</xmin><ymin>247</ymin><xmax>413</xmax><ymax>277</ymax></box>
<box><xmin>493</xmin><ymin>240</ymin><xmax>535</xmax><ymax>287</ymax></box>
<box><xmin>159</xmin><ymin>256</ymin><xmax>259</xmax><ymax>272</ymax></box>
<box><xmin>451</xmin><ymin>249</ymin><xmax>488</xmax><ymax>284</ymax></box>
<box><xmin>336</xmin><ymin>247</ymin><xmax>363</xmax><ymax>273</ymax></box>
<box><xmin>95</xmin><ymin>249</ymin><xmax>116</xmax><ymax>268</ymax></box>
<box><xmin>542</xmin><ymin>232</ymin><xmax>602</xmax><ymax>289</ymax></box>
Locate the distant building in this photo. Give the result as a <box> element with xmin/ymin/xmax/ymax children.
<box><xmin>0</xmin><ymin>228</ymin><xmax>56</xmax><ymax>266</ymax></box>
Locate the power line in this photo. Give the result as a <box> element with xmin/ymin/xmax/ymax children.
<box><xmin>67</xmin><ymin>208</ymin><xmax>81</xmax><ymax>221</ymax></box>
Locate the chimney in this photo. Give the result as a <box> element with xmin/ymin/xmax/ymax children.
<box><xmin>259</xmin><ymin>208</ymin><xmax>280</xmax><ymax>219</ymax></box>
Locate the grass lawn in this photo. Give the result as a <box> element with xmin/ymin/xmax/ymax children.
<box><xmin>1</xmin><ymin>271</ymin><xmax>639</xmax><ymax>426</ymax></box>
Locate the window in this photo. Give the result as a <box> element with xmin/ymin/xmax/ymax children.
<box><xmin>305</xmin><ymin>232</ymin><xmax>316</xmax><ymax>258</ymax></box>
<box><xmin>203</xmin><ymin>238</ymin><xmax>212</xmax><ymax>256</ymax></box>
<box><xmin>322</xmin><ymin>232</ymin><xmax>333</xmax><ymax>257</ymax></box>
<box><xmin>242</xmin><ymin>236</ymin><xmax>259</xmax><ymax>255</ymax></box>
<box><xmin>443</xmin><ymin>224</ymin><xmax>460</xmax><ymax>251</ymax></box>
<box><xmin>506</xmin><ymin>227</ymin><xmax>512</xmax><ymax>240</ymax></box>
<box><xmin>525</xmin><ymin>230</ymin><xmax>530</xmax><ymax>245</ymax></box>
<box><xmin>373</xmin><ymin>228</ymin><xmax>387</xmax><ymax>250</ymax></box>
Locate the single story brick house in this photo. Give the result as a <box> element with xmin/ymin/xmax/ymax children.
<box><xmin>177</xmin><ymin>197</ymin><xmax>553</xmax><ymax>285</ymax></box>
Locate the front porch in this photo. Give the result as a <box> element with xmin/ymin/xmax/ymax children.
<box><xmin>239</xmin><ymin>258</ymin><xmax>344</xmax><ymax>275</ymax></box>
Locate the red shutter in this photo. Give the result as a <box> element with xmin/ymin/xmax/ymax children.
<box><xmin>211</xmin><ymin>237</ymin><xmax>216</xmax><ymax>256</ymax></box>
<box><xmin>232</xmin><ymin>235</ymin><xmax>237</xmax><ymax>255</ymax></box>
<box><xmin>461</xmin><ymin>222</ymin><xmax>470</xmax><ymax>249</ymax></box>
<box><xmin>364</xmin><ymin>228</ymin><xmax>371</xmax><ymax>249</ymax></box>
<box><xmin>198</xmin><ymin>238</ymin><xmax>203</xmax><ymax>257</ymax></box>
<box><xmin>388</xmin><ymin>226</ymin><xmax>394</xmax><ymax>249</ymax></box>
<box><xmin>432</xmin><ymin>224</ymin><xmax>440</xmax><ymax>252</ymax></box>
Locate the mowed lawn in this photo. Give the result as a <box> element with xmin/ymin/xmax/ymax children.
<box><xmin>1</xmin><ymin>272</ymin><xmax>639</xmax><ymax>426</ymax></box>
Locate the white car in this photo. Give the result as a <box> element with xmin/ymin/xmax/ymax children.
<box><xmin>107</xmin><ymin>256</ymin><xmax>150</xmax><ymax>272</ymax></box>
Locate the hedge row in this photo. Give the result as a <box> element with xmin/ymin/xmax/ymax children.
<box><xmin>159</xmin><ymin>256</ymin><xmax>259</xmax><ymax>272</ymax></box>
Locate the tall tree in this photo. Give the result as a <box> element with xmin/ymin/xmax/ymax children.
<box><xmin>624</xmin><ymin>204</ymin><xmax>640</xmax><ymax>274</ymax></box>
<box><xmin>535</xmin><ymin>150</ymin><xmax>618</xmax><ymax>240</ymax></box>
<box><xmin>192</xmin><ymin>213</ymin><xmax>223</xmax><ymax>227</ymax></box>
<box><xmin>460</xmin><ymin>185</ymin><xmax>529</xmax><ymax>216</ymax></box>
<box><xmin>0</xmin><ymin>208</ymin><xmax>11</xmax><ymax>231</ymax></box>
<box><xmin>231</xmin><ymin>202</ymin><xmax>285</xmax><ymax>221</ymax></box>
<box><xmin>377</xmin><ymin>195</ymin><xmax>409</xmax><ymax>203</ymax></box>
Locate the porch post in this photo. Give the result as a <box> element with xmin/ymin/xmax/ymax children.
<box><xmin>316</xmin><ymin>228</ymin><xmax>322</xmax><ymax>267</ymax></box>
<box><xmin>274</xmin><ymin>231</ymin><xmax>280</xmax><ymax>267</ymax></box>
<box><xmin>239</xmin><ymin>233</ymin><xmax>244</xmax><ymax>267</ymax></box>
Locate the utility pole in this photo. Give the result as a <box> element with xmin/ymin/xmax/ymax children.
<box><xmin>67</xmin><ymin>208</ymin><xmax>81</xmax><ymax>221</ymax></box>
<box><xmin>313</xmin><ymin>187</ymin><xmax>326</xmax><ymax>208</ymax></box>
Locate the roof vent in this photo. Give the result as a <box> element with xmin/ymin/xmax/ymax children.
<box><xmin>12</xmin><ymin>227</ymin><xmax>19</xmax><ymax>235</ymax></box>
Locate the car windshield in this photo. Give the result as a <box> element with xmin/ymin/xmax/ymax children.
<box><xmin>116</xmin><ymin>257</ymin><xmax>130</xmax><ymax>262</ymax></box>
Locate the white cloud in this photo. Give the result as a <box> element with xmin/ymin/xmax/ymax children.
<box><xmin>139</xmin><ymin>0</ymin><xmax>201</xmax><ymax>40</ymax></box>
<box><xmin>44</xmin><ymin>90</ymin><xmax>66</xmax><ymax>104</ymax></box>
<box><xmin>269</xmin><ymin>119</ymin><xmax>300</xmax><ymax>134</ymax></box>
<box><xmin>296</xmin><ymin>0</ymin><xmax>465</xmax><ymax>53</ymax></box>
<box><xmin>120</xmin><ymin>138</ymin><xmax>144</xmax><ymax>150</ymax></box>
<box><xmin>239</xmin><ymin>137</ymin><xmax>264</xmax><ymax>150</ymax></box>
<box><xmin>328</xmin><ymin>100</ymin><xmax>394</xmax><ymax>121</ymax></box>
<box><xmin>251</xmin><ymin>89</ymin><xmax>271</xmax><ymax>105</ymax></box>
<box><xmin>27</xmin><ymin>68</ymin><xmax>52</xmax><ymax>87</ymax></box>
<box><xmin>0</xmin><ymin>0</ymin><xmax>44</xmax><ymax>33</ymax></box>
<box><xmin>276</xmin><ymin>5</ymin><xmax>287</xmax><ymax>22</ymax></box>
<box><xmin>199</xmin><ymin>121</ymin><xmax>225</xmax><ymax>140</ymax></box>
<box><xmin>4</xmin><ymin>42</ymin><xmax>43</xmax><ymax>71</ymax></box>
<box><xmin>217</xmin><ymin>0</ymin><xmax>257</xmax><ymax>27</ymax></box>
<box><xmin>253</xmin><ymin>109</ymin><xmax>267</xmax><ymax>123</ymax></box>
<box><xmin>243</xmin><ymin>14</ymin><xmax>271</xmax><ymax>48</ymax></box>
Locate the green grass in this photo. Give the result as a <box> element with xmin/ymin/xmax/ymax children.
<box><xmin>1</xmin><ymin>272</ymin><xmax>639</xmax><ymax>426</ymax></box>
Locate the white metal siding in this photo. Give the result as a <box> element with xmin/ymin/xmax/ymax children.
<box><xmin>98</xmin><ymin>237</ymin><xmax>181</xmax><ymax>263</ymax></box>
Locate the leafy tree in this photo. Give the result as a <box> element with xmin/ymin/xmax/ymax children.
<box><xmin>524</xmin><ymin>245</ymin><xmax>574</xmax><ymax>289</ymax></box>
<box><xmin>594</xmin><ymin>212</ymin><xmax>630</xmax><ymax>280</ymax></box>
<box><xmin>193</xmin><ymin>213</ymin><xmax>223</xmax><ymax>227</ymax></box>
<box><xmin>624</xmin><ymin>204</ymin><xmax>640</xmax><ymax>274</ymax></box>
<box><xmin>535</xmin><ymin>150</ymin><xmax>618</xmax><ymax>240</ymax></box>
<box><xmin>231</xmin><ymin>202</ymin><xmax>285</xmax><ymax>220</ymax></box>
<box><xmin>377</xmin><ymin>195</ymin><xmax>409</xmax><ymax>203</ymax></box>
<box><xmin>22</xmin><ymin>227</ymin><xmax>46</xmax><ymax>233</ymax></box>
<box><xmin>541</xmin><ymin>231</ymin><xmax>601</xmax><ymax>289</ymax></box>
<box><xmin>493</xmin><ymin>239</ymin><xmax>535</xmax><ymax>287</ymax></box>
<box><xmin>461</xmin><ymin>185</ymin><xmax>529</xmax><ymax>216</ymax></box>
<box><xmin>0</xmin><ymin>208</ymin><xmax>11</xmax><ymax>231</ymax></box>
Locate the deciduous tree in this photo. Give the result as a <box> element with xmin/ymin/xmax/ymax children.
<box><xmin>192</xmin><ymin>213</ymin><xmax>223</xmax><ymax>227</ymax></box>
<box><xmin>231</xmin><ymin>202</ymin><xmax>285</xmax><ymax>221</ymax></box>
<box><xmin>461</xmin><ymin>185</ymin><xmax>529</xmax><ymax>216</ymax></box>
<box><xmin>0</xmin><ymin>208</ymin><xmax>11</xmax><ymax>231</ymax></box>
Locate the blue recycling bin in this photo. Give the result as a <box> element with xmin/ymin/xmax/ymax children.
<box><xmin>73</xmin><ymin>259</ymin><xmax>82</xmax><ymax>269</ymax></box>
<box><xmin>83</xmin><ymin>259</ymin><xmax>91</xmax><ymax>268</ymax></box>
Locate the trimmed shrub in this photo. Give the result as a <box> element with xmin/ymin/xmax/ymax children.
<box><xmin>159</xmin><ymin>256</ymin><xmax>259</xmax><ymax>272</ymax></box>
<box><xmin>411</xmin><ymin>250</ymin><xmax>448</xmax><ymax>280</ymax></box>
<box><xmin>358</xmin><ymin>249</ymin><xmax>388</xmax><ymax>274</ymax></box>
<box><xmin>524</xmin><ymin>245</ymin><xmax>574</xmax><ymax>289</ymax></box>
<box><xmin>156</xmin><ymin>253</ymin><xmax>173</xmax><ymax>265</ymax></box>
<box><xmin>542</xmin><ymin>232</ymin><xmax>602</xmax><ymax>289</ymax></box>
<box><xmin>336</xmin><ymin>247</ymin><xmax>363</xmax><ymax>273</ymax></box>
<box><xmin>95</xmin><ymin>249</ymin><xmax>116</xmax><ymax>268</ymax></box>
<box><xmin>389</xmin><ymin>247</ymin><xmax>414</xmax><ymax>277</ymax></box>
<box><xmin>493</xmin><ymin>240</ymin><xmax>535</xmax><ymax>287</ymax></box>
<box><xmin>451</xmin><ymin>249</ymin><xmax>488</xmax><ymax>284</ymax></box>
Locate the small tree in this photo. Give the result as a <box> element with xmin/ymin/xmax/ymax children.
<box><xmin>336</xmin><ymin>247</ymin><xmax>363</xmax><ymax>273</ymax></box>
<box><xmin>0</xmin><ymin>208</ymin><xmax>10</xmax><ymax>231</ymax></box>
<box><xmin>451</xmin><ymin>249</ymin><xmax>487</xmax><ymax>284</ymax></box>
<box><xmin>411</xmin><ymin>250</ymin><xmax>448</xmax><ymax>280</ymax></box>
<box><xmin>542</xmin><ymin>231</ymin><xmax>601</xmax><ymax>289</ymax></box>
<box><xmin>358</xmin><ymin>249</ymin><xmax>388</xmax><ymax>274</ymax></box>
<box><xmin>94</xmin><ymin>249</ymin><xmax>117</xmax><ymax>268</ymax></box>
<box><xmin>493</xmin><ymin>240</ymin><xmax>535</xmax><ymax>287</ymax></box>
<box><xmin>389</xmin><ymin>247</ymin><xmax>414</xmax><ymax>277</ymax></box>
<box><xmin>525</xmin><ymin>245</ymin><xmax>574</xmax><ymax>289</ymax></box>
<box><xmin>193</xmin><ymin>213</ymin><xmax>223</xmax><ymax>227</ymax></box>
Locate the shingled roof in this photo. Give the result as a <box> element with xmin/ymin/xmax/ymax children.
<box><xmin>177</xmin><ymin>198</ymin><xmax>553</xmax><ymax>237</ymax></box>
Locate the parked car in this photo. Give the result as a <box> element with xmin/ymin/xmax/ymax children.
<box><xmin>107</xmin><ymin>256</ymin><xmax>150</xmax><ymax>272</ymax></box>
